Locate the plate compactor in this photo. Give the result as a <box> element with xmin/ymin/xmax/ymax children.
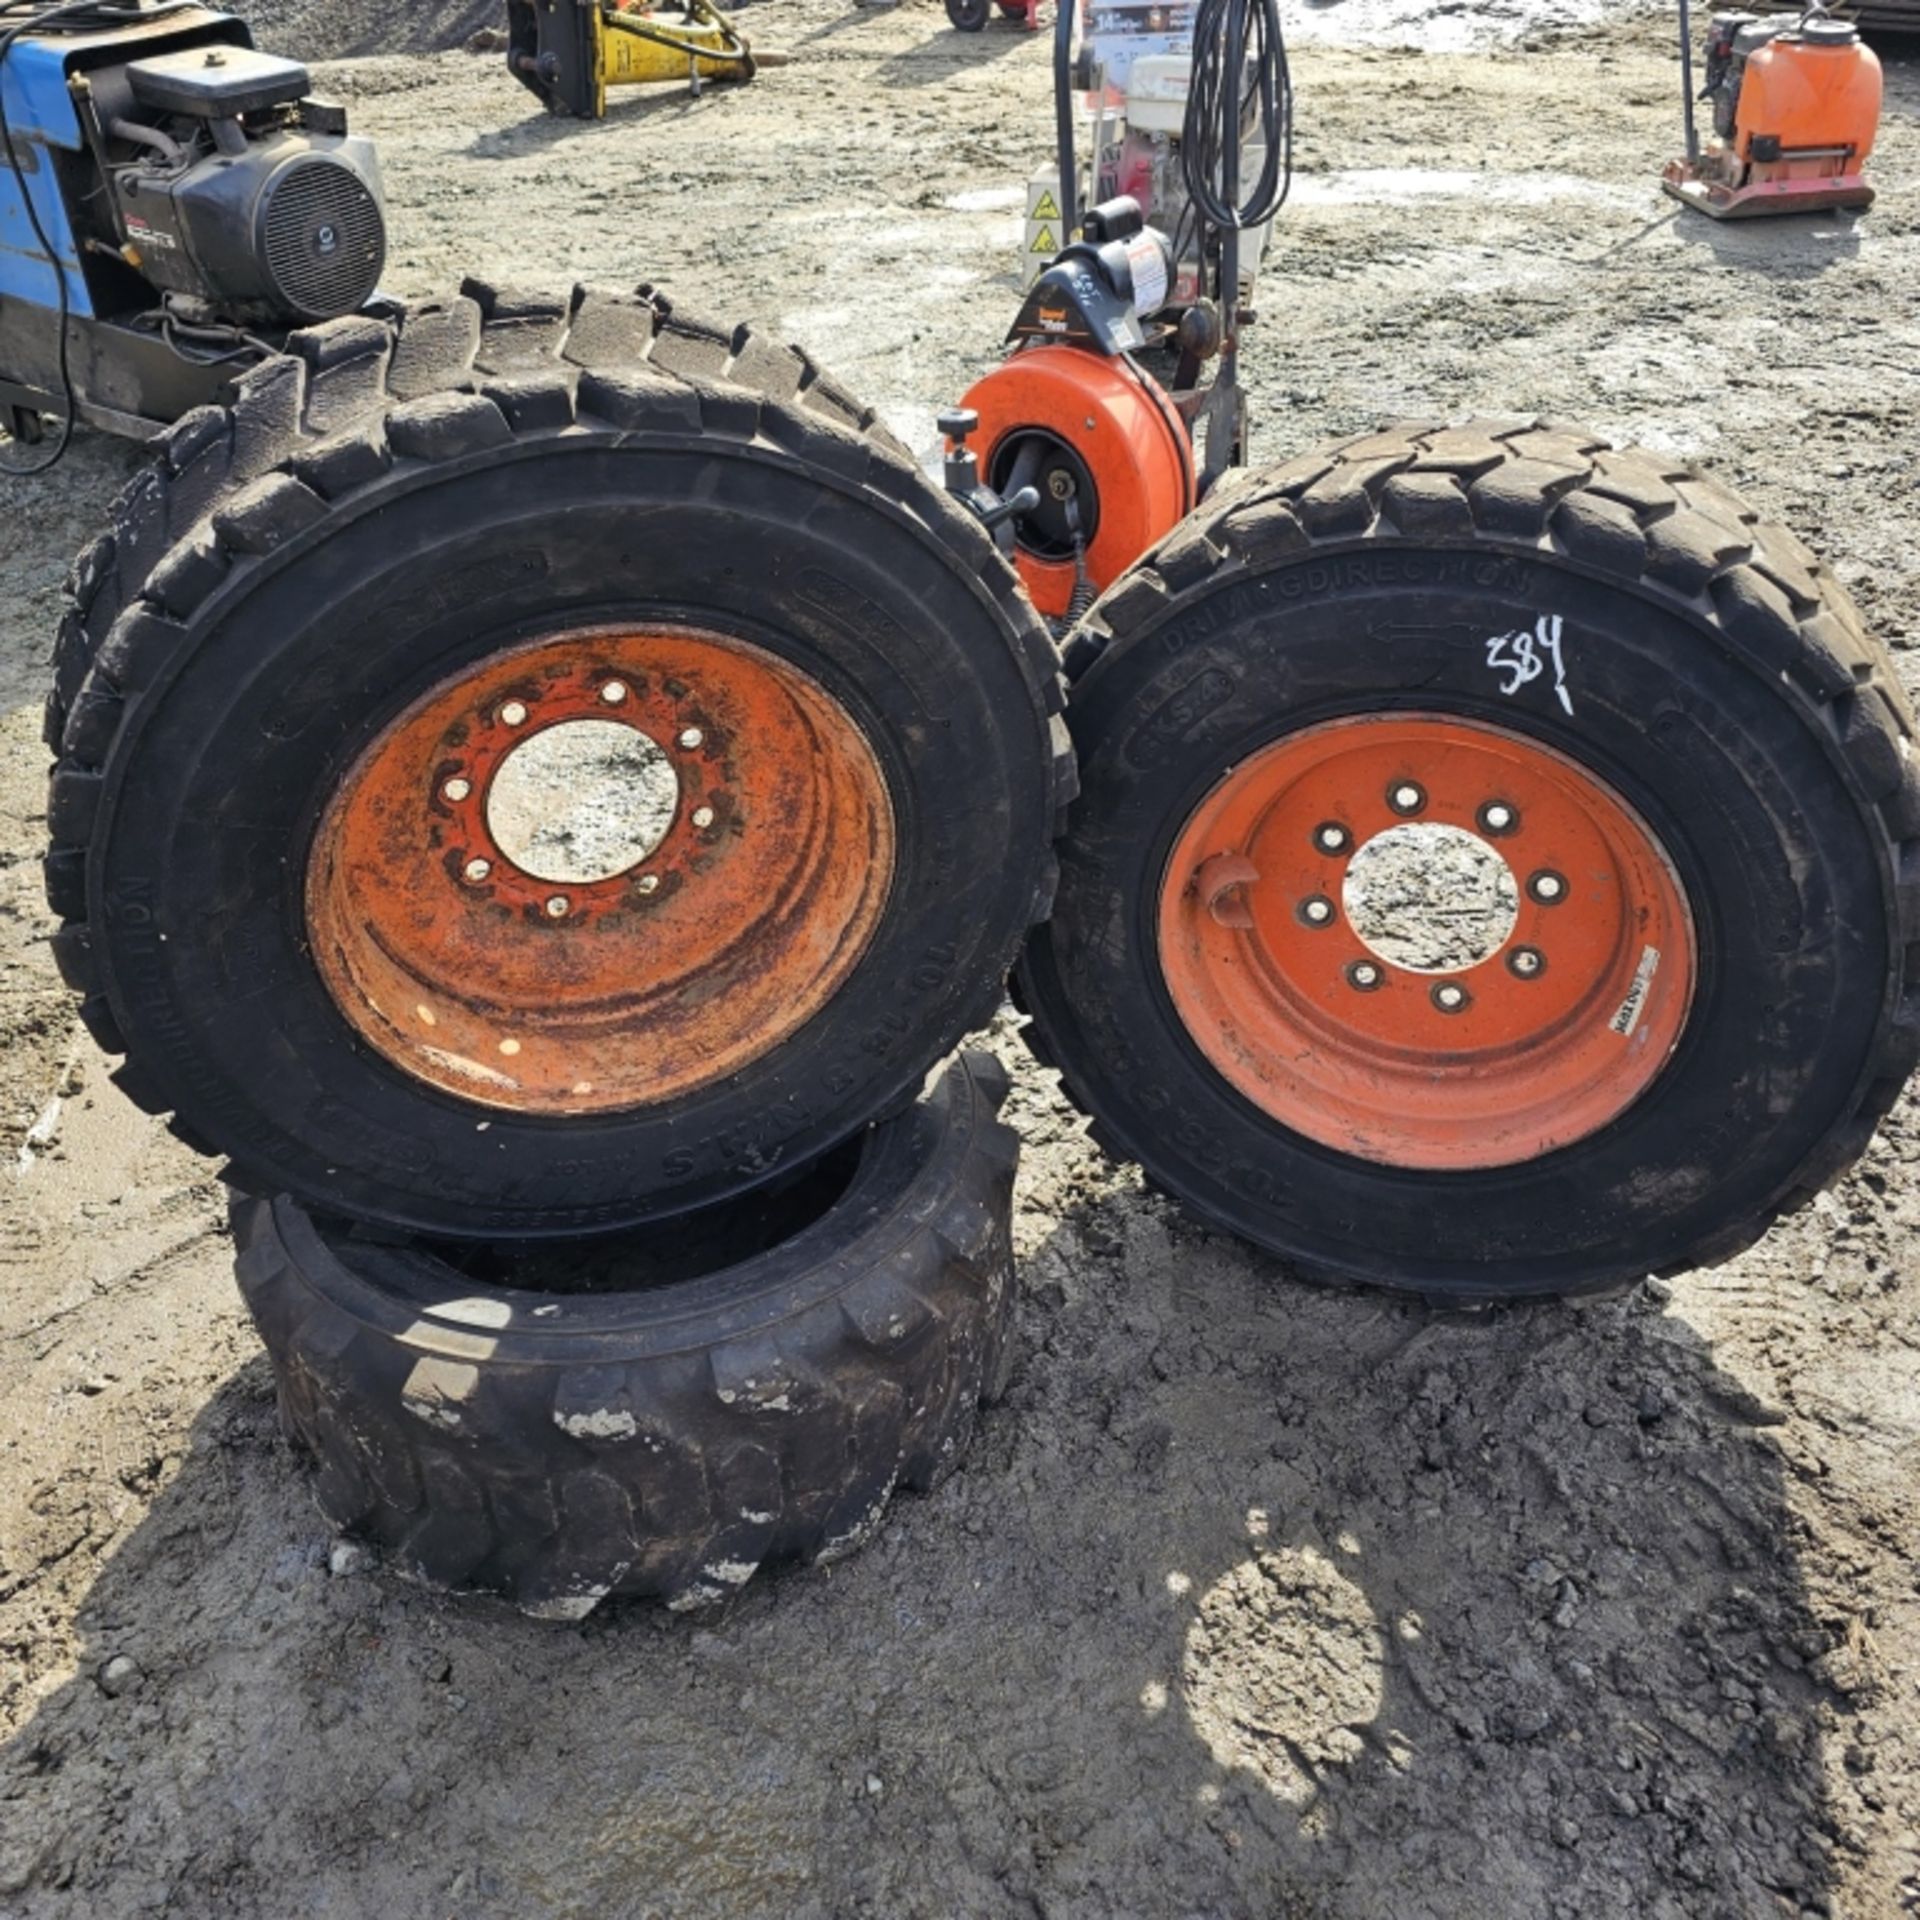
<box><xmin>19</xmin><ymin>0</ymin><xmax>1920</xmax><ymax>1614</ymax></box>
<box><xmin>1663</xmin><ymin>0</ymin><xmax>1881</xmax><ymax>218</ymax></box>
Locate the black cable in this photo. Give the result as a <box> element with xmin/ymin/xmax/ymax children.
<box><xmin>1180</xmin><ymin>0</ymin><xmax>1292</xmax><ymax>235</ymax></box>
<box><xmin>0</xmin><ymin>0</ymin><xmax>197</xmax><ymax>474</ymax></box>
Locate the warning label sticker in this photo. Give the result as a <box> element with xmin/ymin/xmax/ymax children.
<box><xmin>1124</xmin><ymin>230</ymin><xmax>1168</xmax><ymax>316</ymax></box>
<box><xmin>1029</xmin><ymin>225</ymin><xmax>1057</xmax><ymax>254</ymax></box>
<box><xmin>1029</xmin><ymin>190</ymin><xmax>1061</xmax><ymax>222</ymax></box>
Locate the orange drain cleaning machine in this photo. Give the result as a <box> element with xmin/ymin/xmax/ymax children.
<box><xmin>936</xmin><ymin>0</ymin><xmax>1288</xmax><ymax>624</ymax></box>
<box><xmin>1663</xmin><ymin>2</ymin><xmax>1881</xmax><ymax>218</ymax></box>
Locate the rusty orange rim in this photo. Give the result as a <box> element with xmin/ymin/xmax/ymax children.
<box><xmin>1157</xmin><ymin>715</ymin><xmax>1696</xmax><ymax>1170</ymax></box>
<box><xmin>306</xmin><ymin>626</ymin><xmax>894</xmax><ymax>1115</ymax></box>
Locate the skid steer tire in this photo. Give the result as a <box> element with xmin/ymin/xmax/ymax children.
<box><xmin>43</xmin><ymin>282</ymin><xmax>1069</xmax><ymax>1241</ymax></box>
<box><xmin>230</xmin><ymin>1051</ymin><xmax>1020</xmax><ymax>1619</ymax></box>
<box><xmin>1017</xmin><ymin>418</ymin><xmax>1920</xmax><ymax>1303</ymax></box>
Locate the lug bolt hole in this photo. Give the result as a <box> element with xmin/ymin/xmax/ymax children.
<box><xmin>691</xmin><ymin>805</ymin><xmax>715</xmax><ymax>830</ymax></box>
<box><xmin>1431</xmin><ymin>981</ymin><xmax>1470</xmax><ymax>1013</ymax></box>
<box><xmin>545</xmin><ymin>895</ymin><xmax>570</xmax><ymax>918</ymax></box>
<box><xmin>442</xmin><ymin>776</ymin><xmax>471</xmax><ymax>803</ymax></box>
<box><xmin>463</xmin><ymin>858</ymin><xmax>491</xmax><ymax>884</ymax></box>
<box><xmin>1299</xmin><ymin>895</ymin><xmax>1335</xmax><ymax>928</ymax></box>
<box><xmin>678</xmin><ymin>727</ymin><xmax>704</xmax><ymax>751</ymax></box>
<box><xmin>1387</xmin><ymin>781</ymin><xmax>1426</xmax><ymax>817</ymax></box>
<box><xmin>600</xmin><ymin>680</ymin><xmax>628</xmax><ymax>705</ymax></box>
<box><xmin>1528</xmin><ymin>869</ymin><xmax>1568</xmax><ymax>905</ymax></box>
<box><xmin>635</xmin><ymin>873</ymin><xmax>660</xmax><ymax>895</ymax></box>
<box><xmin>1346</xmin><ymin>959</ymin><xmax>1384</xmax><ymax>992</ymax></box>
<box><xmin>1313</xmin><ymin>821</ymin><xmax>1351</xmax><ymax>856</ymax></box>
<box><xmin>500</xmin><ymin>700</ymin><xmax>528</xmax><ymax>727</ymax></box>
<box><xmin>1478</xmin><ymin>800</ymin><xmax>1519</xmax><ymax>836</ymax></box>
<box><xmin>1507</xmin><ymin>946</ymin><xmax>1545</xmax><ymax>979</ymax></box>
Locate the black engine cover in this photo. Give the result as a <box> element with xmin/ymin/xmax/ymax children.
<box><xmin>116</xmin><ymin>130</ymin><xmax>386</xmax><ymax>324</ymax></box>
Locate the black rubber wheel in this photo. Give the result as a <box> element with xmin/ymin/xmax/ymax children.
<box><xmin>1018</xmin><ymin>418</ymin><xmax>1920</xmax><ymax>1302</ymax></box>
<box><xmin>43</xmin><ymin>280</ymin><xmax>1070</xmax><ymax>1241</ymax></box>
<box><xmin>230</xmin><ymin>1050</ymin><xmax>1021</xmax><ymax>1618</ymax></box>
<box><xmin>947</xmin><ymin>0</ymin><xmax>991</xmax><ymax>30</ymax></box>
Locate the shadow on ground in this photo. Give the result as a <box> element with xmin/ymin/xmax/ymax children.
<box><xmin>0</xmin><ymin>1177</ymin><xmax>1846</xmax><ymax>1920</ymax></box>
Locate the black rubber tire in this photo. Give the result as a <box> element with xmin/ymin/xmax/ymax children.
<box><xmin>43</xmin><ymin>280</ymin><xmax>1071</xmax><ymax>1240</ymax></box>
<box><xmin>947</xmin><ymin>0</ymin><xmax>991</xmax><ymax>29</ymax></box>
<box><xmin>1018</xmin><ymin>418</ymin><xmax>1920</xmax><ymax>1303</ymax></box>
<box><xmin>230</xmin><ymin>1050</ymin><xmax>1021</xmax><ymax>1618</ymax></box>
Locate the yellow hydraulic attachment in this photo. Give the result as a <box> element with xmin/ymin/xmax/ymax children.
<box><xmin>507</xmin><ymin>0</ymin><xmax>755</xmax><ymax>117</ymax></box>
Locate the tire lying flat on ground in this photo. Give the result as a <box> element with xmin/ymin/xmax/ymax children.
<box><xmin>231</xmin><ymin>1051</ymin><xmax>1020</xmax><ymax>1619</ymax></box>
<box><xmin>45</xmin><ymin>280</ymin><xmax>1068</xmax><ymax>1240</ymax></box>
<box><xmin>1019</xmin><ymin>418</ymin><xmax>1920</xmax><ymax>1303</ymax></box>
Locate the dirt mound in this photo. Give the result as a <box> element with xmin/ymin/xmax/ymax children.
<box><xmin>232</xmin><ymin>0</ymin><xmax>502</xmax><ymax>61</ymax></box>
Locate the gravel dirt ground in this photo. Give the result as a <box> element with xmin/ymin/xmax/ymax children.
<box><xmin>4</xmin><ymin>4</ymin><xmax>1920</xmax><ymax>1916</ymax></box>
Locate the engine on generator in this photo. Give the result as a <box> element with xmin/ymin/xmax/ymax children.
<box><xmin>87</xmin><ymin>43</ymin><xmax>384</xmax><ymax>324</ymax></box>
<box><xmin>0</xmin><ymin>4</ymin><xmax>386</xmax><ymax>451</ymax></box>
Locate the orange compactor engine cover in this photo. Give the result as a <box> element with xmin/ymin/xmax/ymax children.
<box><xmin>1733</xmin><ymin>20</ymin><xmax>1881</xmax><ymax>167</ymax></box>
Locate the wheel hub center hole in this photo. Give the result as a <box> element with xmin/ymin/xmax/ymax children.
<box><xmin>484</xmin><ymin>719</ymin><xmax>679</xmax><ymax>885</ymax></box>
<box><xmin>1340</xmin><ymin>823</ymin><xmax>1518</xmax><ymax>975</ymax></box>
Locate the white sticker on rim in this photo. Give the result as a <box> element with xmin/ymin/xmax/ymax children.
<box><xmin>1609</xmin><ymin>945</ymin><xmax>1661</xmax><ymax>1037</ymax></box>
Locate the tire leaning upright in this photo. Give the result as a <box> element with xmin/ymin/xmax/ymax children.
<box><xmin>1020</xmin><ymin>418</ymin><xmax>1920</xmax><ymax>1302</ymax></box>
<box><xmin>45</xmin><ymin>281</ymin><xmax>1070</xmax><ymax>1241</ymax></box>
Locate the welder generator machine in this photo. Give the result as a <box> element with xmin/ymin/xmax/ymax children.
<box><xmin>13</xmin><ymin>0</ymin><xmax>1920</xmax><ymax>1618</ymax></box>
<box><xmin>0</xmin><ymin>0</ymin><xmax>384</xmax><ymax>462</ymax></box>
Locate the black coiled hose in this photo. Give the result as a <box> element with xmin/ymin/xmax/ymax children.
<box><xmin>1179</xmin><ymin>0</ymin><xmax>1293</xmax><ymax>236</ymax></box>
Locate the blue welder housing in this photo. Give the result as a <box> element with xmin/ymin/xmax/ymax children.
<box><xmin>0</xmin><ymin>31</ymin><xmax>92</xmax><ymax>315</ymax></box>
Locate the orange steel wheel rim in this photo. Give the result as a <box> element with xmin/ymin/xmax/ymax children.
<box><xmin>1157</xmin><ymin>715</ymin><xmax>1696</xmax><ymax>1170</ymax></box>
<box><xmin>958</xmin><ymin>345</ymin><xmax>1195</xmax><ymax>619</ymax></box>
<box><xmin>306</xmin><ymin>626</ymin><xmax>895</xmax><ymax>1115</ymax></box>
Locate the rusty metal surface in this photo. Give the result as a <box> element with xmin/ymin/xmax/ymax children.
<box><xmin>305</xmin><ymin>625</ymin><xmax>895</xmax><ymax>1114</ymax></box>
